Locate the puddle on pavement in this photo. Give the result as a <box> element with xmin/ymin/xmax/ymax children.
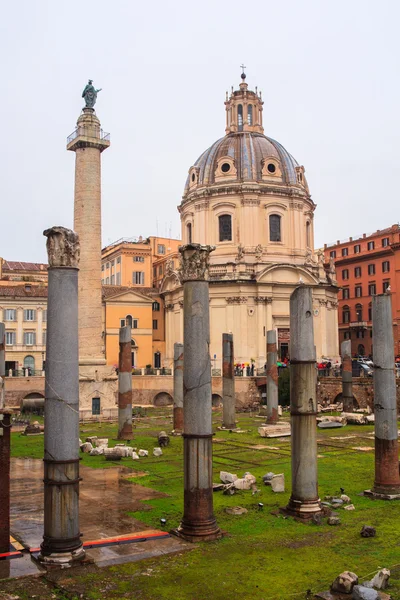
<box><xmin>10</xmin><ymin>458</ymin><xmax>169</xmax><ymax>549</ymax></box>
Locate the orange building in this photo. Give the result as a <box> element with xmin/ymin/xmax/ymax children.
<box><xmin>324</xmin><ymin>224</ymin><xmax>400</xmax><ymax>358</ymax></box>
<box><xmin>101</xmin><ymin>236</ymin><xmax>181</xmax><ymax>289</ymax></box>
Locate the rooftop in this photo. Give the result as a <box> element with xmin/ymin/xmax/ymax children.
<box><xmin>2</xmin><ymin>261</ymin><xmax>48</xmax><ymax>272</ymax></box>
<box><xmin>325</xmin><ymin>224</ymin><xmax>400</xmax><ymax>249</ymax></box>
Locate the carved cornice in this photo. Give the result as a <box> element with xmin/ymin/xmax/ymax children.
<box><xmin>179</xmin><ymin>244</ymin><xmax>215</xmax><ymax>283</ymax></box>
<box><xmin>43</xmin><ymin>226</ymin><xmax>80</xmax><ymax>268</ymax></box>
<box><xmin>194</xmin><ymin>200</ymin><xmax>209</xmax><ymax>212</ymax></box>
<box><xmin>289</xmin><ymin>201</ymin><xmax>304</xmax><ymax>211</ymax></box>
<box><xmin>178</xmin><ymin>299</ymin><xmax>184</xmax><ymax>307</ymax></box>
<box><xmin>165</xmin><ymin>303</ymin><xmax>175</xmax><ymax>311</ymax></box>
<box><xmin>254</xmin><ymin>296</ymin><xmax>273</xmax><ymax>304</ymax></box>
<box><xmin>330</xmin><ymin>301</ymin><xmax>339</xmax><ymax>308</ymax></box>
<box><xmin>182</xmin><ymin>182</ymin><xmax>313</xmax><ymax>206</ymax></box>
<box><xmin>318</xmin><ymin>299</ymin><xmax>328</xmax><ymax>306</ymax></box>
<box><xmin>226</xmin><ymin>296</ymin><xmax>248</xmax><ymax>304</ymax></box>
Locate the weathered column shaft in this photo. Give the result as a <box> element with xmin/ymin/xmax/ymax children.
<box><xmin>40</xmin><ymin>227</ymin><xmax>84</xmax><ymax>564</ymax></box>
<box><xmin>222</xmin><ymin>333</ymin><xmax>235</xmax><ymax>429</ymax></box>
<box><xmin>67</xmin><ymin>108</ymin><xmax>109</xmax><ymax>365</ymax></box>
<box><xmin>0</xmin><ymin>323</ymin><xmax>5</xmax><ymax>409</ymax></box>
<box><xmin>175</xmin><ymin>244</ymin><xmax>221</xmax><ymax>542</ymax></box>
<box><xmin>0</xmin><ymin>411</ymin><xmax>11</xmax><ymax>552</ymax></box>
<box><xmin>173</xmin><ymin>343</ymin><xmax>184</xmax><ymax>431</ymax></box>
<box><xmin>266</xmin><ymin>329</ymin><xmax>278</xmax><ymax>424</ymax></box>
<box><xmin>341</xmin><ymin>340</ymin><xmax>353</xmax><ymax>412</ymax></box>
<box><xmin>118</xmin><ymin>326</ymin><xmax>133</xmax><ymax>440</ymax></box>
<box><xmin>371</xmin><ymin>294</ymin><xmax>400</xmax><ymax>496</ymax></box>
<box><xmin>286</xmin><ymin>286</ymin><xmax>321</xmax><ymax>519</ymax></box>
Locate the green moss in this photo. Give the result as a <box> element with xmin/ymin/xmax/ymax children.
<box><xmin>6</xmin><ymin>413</ymin><xmax>400</xmax><ymax>599</ymax></box>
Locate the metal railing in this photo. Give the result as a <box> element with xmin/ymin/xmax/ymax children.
<box><xmin>67</xmin><ymin>127</ymin><xmax>110</xmax><ymax>145</ymax></box>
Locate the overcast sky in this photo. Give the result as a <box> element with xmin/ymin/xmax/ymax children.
<box><xmin>1</xmin><ymin>0</ymin><xmax>399</xmax><ymax>262</ymax></box>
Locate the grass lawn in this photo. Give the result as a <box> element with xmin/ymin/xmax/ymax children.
<box><xmin>2</xmin><ymin>408</ymin><xmax>400</xmax><ymax>600</ymax></box>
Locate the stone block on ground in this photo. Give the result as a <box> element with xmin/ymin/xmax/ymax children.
<box><xmin>132</xmin><ymin>452</ymin><xmax>140</xmax><ymax>460</ymax></box>
<box><xmin>369</xmin><ymin>569</ymin><xmax>390</xmax><ymax>590</ymax></box>
<box><xmin>270</xmin><ymin>473</ymin><xmax>285</xmax><ymax>493</ymax></box>
<box><xmin>220</xmin><ymin>471</ymin><xmax>238</xmax><ymax>484</ymax></box>
<box><xmin>95</xmin><ymin>438</ymin><xmax>109</xmax><ymax>448</ymax></box>
<box><xmin>153</xmin><ymin>447</ymin><xmax>163</xmax><ymax>457</ymax></box>
<box><xmin>23</xmin><ymin>423</ymin><xmax>42</xmax><ymax>435</ymax></box>
<box><xmin>86</xmin><ymin>436</ymin><xmax>98</xmax><ymax>444</ymax></box>
<box><xmin>331</xmin><ymin>571</ymin><xmax>358</xmax><ymax>594</ymax></box>
<box><xmin>258</xmin><ymin>424</ymin><xmax>291</xmax><ymax>438</ymax></box>
<box><xmin>352</xmin><ymin>585</ymin><xmax>379</xmax><ymax>600</ymax></box>
<box><xmin>344</xmin><ymin>504</ymin><xmax>355</xmax><ymax>510</ymax></box>
<box><xmin>138</xmin><ymin>449</ymin><xmax>148</xmax><ymax>457</ymax></box>
<box><xmin>225</xmin><ymin>506</ymin><xmax>248</xmax><ymax>515</ymax></box>
<box><xmin>158</xmin><ymin>431</ymin><xmax>170</xmax><ymax>447</ymax></box>
<box><xmin>89</xmin><ymin>447</ymin><xmax>104</xmax><ymax>456</ymax></box>
<box><xmin>80</xmin><ymin>442</ymin><xmax>93</xmax><ymax>453</ymax></box>
<box><xmin>341</xmin><ymin>412</ymin><xmax>367</xmax><ymax>425</ymax></box>
<box><xmin>361</xmin><ymin>525</ymin><xmax>376</xmax><ymax>538</ymax></box>
<box><xmin>243</xmin><ymin>472</ymin><xmax>256</xmax><ymax>485</ymax></box>
<box><xmin>366</xmin><ymin>414</ymin><xmax>375</xmax><ymax>423</ymax></box>
<box><xmin>318</xmin><ymin>421</ymin><xmax>345</xmax><ymax>429</ymax></box>
<box><xmin>328</xmin><ymin>516</ymin><xmax>341</xmax><ymax>526</ymax></box>
<box><xmin>233</xmin><ymin>478</ymin><xmax>252</xmax><ymax>490</ymax></box>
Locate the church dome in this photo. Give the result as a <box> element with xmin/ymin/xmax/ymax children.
<box><xmin>185</xmin><ymin>132</ymin><xmax>300</xmax><ymax>190</ymax></box>
<box><xmin>183</xmin><ymin>73</ymin><xmax>308</xmax><ymax>198</ymax></box>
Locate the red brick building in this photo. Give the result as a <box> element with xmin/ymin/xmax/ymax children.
<box><xmin>324</xmin><ymin>224</ymin><xmax>400</xmax><ymax>358</ymax></box>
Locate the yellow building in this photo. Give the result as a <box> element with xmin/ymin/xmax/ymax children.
<box><xmin>0</xmin><ymin>284</ymin><xmax>47</xmax><ymax>374</ymax></box>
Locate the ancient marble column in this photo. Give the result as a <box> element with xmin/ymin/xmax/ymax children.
<box><xmin>118</xmin><ymin>326</ymin><xmax>133</xmax><ymax>440</ymax></box>
<box><xmin>0</xmin><ymin>410</ymin><xmax>12</xmax><ymax>553</ymax></box>
<box><xmin>173</xmin><ymin>343</ymin><xmax>184</xmax><ymax>431</ymax></box>
<box><xmin>285</xmin><ymin>286</ymin><xmax>321</xmax><ymax>519</ymax></box>
<box><xmin>365</xmin><ymin>294</ymin><xmax>400</xmax><ymax>499</ymax></box>
<box><xmin>174</xmin><ymin>244</ymin><xmax>221</xmax><ymax>542</ymax></box>
<box><xmin>0</xmin><ymin>323</ymin><xmax>5</xmax><ymax>409</ymax></box>
<box><xmin>341</xmin><ymin>340</ymin><xmax>353</xmax><ymax>412</ymax></box>
<box><xmin>39</xmin><ymin>227</ymin><xmax>85</xmax><ymax>564</ymax></box>
<box><xmin>266</xmin><ymin>329</ymin><xmax>278</xmax><ymax>424</ymax></box>
<box><xmin>222</xmin><ymin>333</ymin><xmax>235</xmax><ymax>429</ymax></box>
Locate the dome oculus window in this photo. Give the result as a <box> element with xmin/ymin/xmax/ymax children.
<box><xmin>267</xmin><ymin>163</ymin><xmax>276</xmax><ymax>174</ymax></box>
<box><xmin>269</xmin><ymin>214</ymin><xmax>281</xmax><ymax>242</ymax></box>
<box><xmin>221</xmin><ymin>163</ymin><xmax>231</xmax><ymax>173</ymax></box>
<box><xmin>219</xmin><ymin>214</ymin><xmax>232</xmax><ymax>242</ymax></box>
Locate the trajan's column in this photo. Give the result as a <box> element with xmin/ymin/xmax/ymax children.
<box><xmin>67</xmin><ymin>81</ymin><xmax>114</xmax><ymax>415</ymax></box>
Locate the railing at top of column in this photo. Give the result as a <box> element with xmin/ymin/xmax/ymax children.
<box><xmin>67</xmin><ymin>128</ymin><xmax>110</xmax><ymax>145</ymax></box>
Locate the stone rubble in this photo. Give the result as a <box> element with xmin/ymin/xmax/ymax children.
<box><xmin>138</xmin><ymin>449</ymin><xmax>149</xmax><ymax>457</ymax></box>
<box><xmin>263</xmin><ymin>472</ymin><xmax>275</xmax><ymax>484</ymax></box>
<box><xmin>225</xmin><ymin>506</ymin><xmax>248</xmax><ymax>515</ymax></box>
<box><xmin>131</xmin><ymin>452</ymin><xmax>140</xmax><ymax>460</ymax></box>
<box><xmin>352</xmin><ymin>585</ymin><xmax>379</xmax><ymax>600</ymax></box>
<box><xmin>341</xmin><ymin>412</ymin><xmax>367</xmax><ymax>425</ymax></box>
<box><xmin>153</xmin><ymin>447</ymin><xmax>163</xmax><ymax>457</ymax></box>
<box><xmin>220</xmin><ymin>471</ymin><xmax>238</xmax><ymax>484</ymax></box>
<box><xmin>270</xmin><ymin>473</ymin><xmax>285</xmax><ymax>493</ymax></box>
<box><xmin>95</xmin><ymin>438</ymin><xmax>109</xmax><ymax>448</ymax></box>
<box><xmin>344</xmin><ymin>503</ymin><xmax>355</xmax><ymax>510</ymax></box>
<box><xmin>331</xmin><ymin>571</ymin><xmax>358</xmax><ymax>594</ymax></box>
<box><xmin>80</xmin><ymin>442</ymin><xmax>93</xmax><ymax>453</ymax></box>
<box><xmin>89</xmin><ymin>447</ymin><xmax>104</xmax><ymax>456</ymax></box>
<box><xmin>361</xmin><ymin>525</ymin><xmax>376</xmax><ymax>538</ymax></box>
<box><xmin>369</xmin><ymin>568</ymin><xmax>390</xmax><ymax>590</ymax></box>
<box><xmin>158</xmin><ymin>431</ymin><xmax>170</xmax><ymax>447</ymax></box>
<box><xmin>327</xmin><ymin>516</ymin><xmax>341</xmax><ymax>526</ymax></box>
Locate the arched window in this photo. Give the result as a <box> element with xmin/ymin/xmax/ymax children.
<box><xmin>358</xmin><ymin>344</ymin><xmax>365</xmax><ymax>356</ymax></box>
<box><xmin>247</xmin><ymin>104</ymin><xmax>253</xmax><ymax>125</ymax></box>
<box><xmin>306</xmin><ymin>221</ymin><xmax>311</xmax><ymax>248</ymax></box>
<box><xmin>219</xmin><ymin>214</ymin><xmax>232</xmax><ymax>242</ymax></box>
<box><xmin>355</xmin><ymin>304</ymin><xmax>363</xmax><ymax>322</ymax></box>
<box><xmin>342</xmin><ymin>305</ymin><xmax>350</xmax><ymax>324</ymax></box>
<box><xmin>126</xmin><ymin>315</ymin><xmax>133</xmax><ymax>328</ymax></box>
<box><xmin>24</xmin><ymin>355</ymin><xmax>35</xmax><ymax>374</ymax></box>
<box><xmin>238</xmin><ymin>104</ymin><xmax>243</xmax><ymax>132</ymax></box>
<box><xmin>187</xmin><ymin>223</ymin><xmax>192</xmax><ymax>244</ymax></box>
<box><xmin>269</xmin><ymin>214</ymin><xmax>281</xmax><ymax>242</ymax></box>
<box><xmin>152</xmin><ymin>301</ymin><xmax>160</xmax><ymax>311</ymax></box>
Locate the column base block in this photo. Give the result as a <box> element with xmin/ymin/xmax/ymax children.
<box><xmin>171</xmin><ymin>523</ymin><xmax>223</xmax><ymax>543</ymax></box>
<box><xmin>364</xmin><ymin>489</ymin><xmax>400</xmax><ymax>501</ymax></box>
<box><xmin>281</xmin><ymin>497</ymin><xmax>322</xmax><ymax>521</ymax></box>
<box><xmin>38</xmin><ymin>544</ymin><xmax>85</xmax><ymax>566</ymax></box>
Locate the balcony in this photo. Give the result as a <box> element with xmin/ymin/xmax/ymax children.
<box><xmin>350</xmin><ymin>321</ymin><xmax>368</xmax><ymax>329</ymax></box>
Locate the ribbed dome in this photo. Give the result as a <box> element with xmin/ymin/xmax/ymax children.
<box><xmin>185</xmin><ymin>132</ymin><xmax>300</xmax><ymax>191</ymax></box>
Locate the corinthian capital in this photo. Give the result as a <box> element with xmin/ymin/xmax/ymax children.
<box><xmin>179</xmin><ymin>244</ymin><xmax>215</xmax><ymax>283</ymax></box>
<box><xmin>43</xmin><ymin>226</ymin><xmax>80</xmax><ymax>268</ymax></box>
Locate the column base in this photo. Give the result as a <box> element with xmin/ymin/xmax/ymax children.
<box><xmin>79</xmin><ymin>357</ymin><xmax>107</xmax><ymax>366</ymax></box>
<box><xmin>38</xmin><ymin>544</ymin><xmax>85</xmax><ymax>566</ymax></box>
<box><xmin>281</xmin><ymin>497</ymin><xmax>322</xmax><ymax>521</ymax></box>
<box><xmin>364</xmin><ymin>488</ymin><xmax>400</xmax><ymax>501</ymax></box>
<box><xmin>171</xmin><ymin>520</ymin><xmax>222</xmax><ymax>543</ymax></box>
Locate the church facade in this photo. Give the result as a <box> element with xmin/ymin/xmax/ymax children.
<box><xmin>161</xmin><ymin>73</ymin><xmax>339</xmax><ymax>369</ymax></box>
